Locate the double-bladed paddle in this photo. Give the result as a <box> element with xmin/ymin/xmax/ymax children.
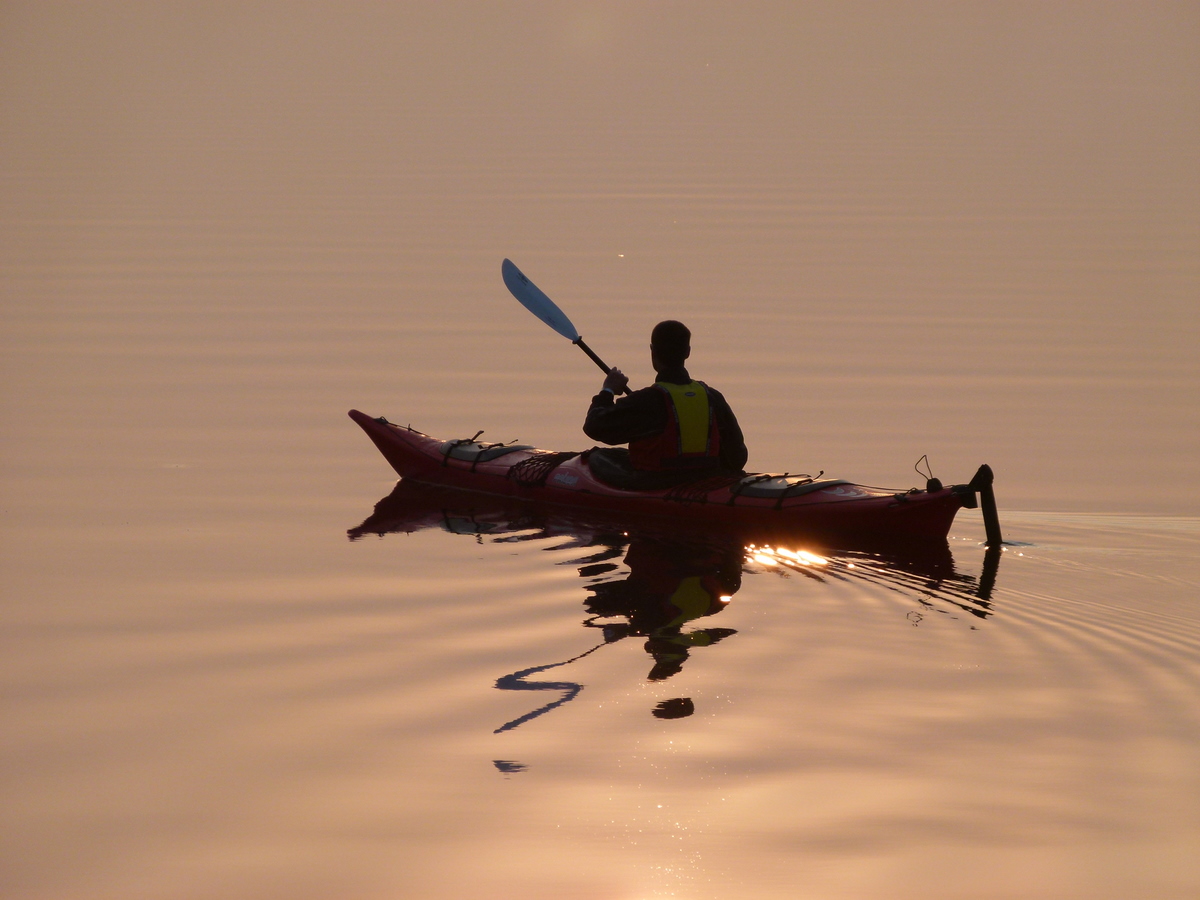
<box><xmin>501</xmin><ymin>258</ymin><xmax>630</xmax><ymax>394</ymax></box>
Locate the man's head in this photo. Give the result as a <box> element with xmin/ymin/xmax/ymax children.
<box><xmin>650</xmin><ymin>320</ymin><xmax>691</xmax><ymax>373</ymax></box>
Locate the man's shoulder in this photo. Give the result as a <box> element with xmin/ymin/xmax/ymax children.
<box><xmin>619</xmin><ymin>384</ymin><xmax>668</xmax><ymax>407</ymax></box>
<box><xmin>656</xmin><ymin>378</ymin><xmax>730</xmax><ymax>403</ymax></box>
<box><xmin>628</xmin><ymin>383</ymin><xmax>668</xmax><ymax>397</ymax></box>
<box><xmin>698</xmin><ymin>382</ymin><xmax>740</xmax><ymax>418</ymax></box>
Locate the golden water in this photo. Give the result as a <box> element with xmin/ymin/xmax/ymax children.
<box><xmin>2</xmin><ymin>5</ymin><xmax>1197</xmax><ymax>898</ymax></box>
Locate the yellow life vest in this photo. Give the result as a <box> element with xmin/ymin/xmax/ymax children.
<box><xmin>656</xmin><ymin>381</ymin><xmax>711</xmax><ymax>453</ymax></box>
<box><xmin>628</xmin><ymin>380</ymin><xmax>721</xmax><ymax>471</ymax></box>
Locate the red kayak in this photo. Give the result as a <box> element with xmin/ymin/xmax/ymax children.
<box><xmin>348</xmin><ymin>409</ymin><xmax>998</xmax><ymax>544</ymax></box>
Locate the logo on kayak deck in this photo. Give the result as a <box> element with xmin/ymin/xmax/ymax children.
<box><xmin>821</xmin><ymin>485</ymin><xmax>867</xmax><ymax>497</ymax></box>
<box><xmin>552</xmin><ymin>471</ymin><xmax>580</xmax><ymax>487</ymax></box>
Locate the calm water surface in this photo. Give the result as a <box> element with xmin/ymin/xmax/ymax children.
<box><xmin>2</xmin><ymin>5</ymin><xmax>1198</xmax><ymax>899</ymax></box>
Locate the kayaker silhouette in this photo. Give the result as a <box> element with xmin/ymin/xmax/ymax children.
<box><xmin>583</xmin><ymin>320</ymin><xmax>748</xmax><ymax>490</ymax></box>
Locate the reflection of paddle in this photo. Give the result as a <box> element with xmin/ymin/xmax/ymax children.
<box><xmin>501</xmin><ymin>258</ymin><xmax>630</xmax><ymax>394</ymax></box>
<box><xmin>492</xmin><ymin>642</ymin><xmax>606</xmax><ymax>734</ymax></box>
<box><xmin>977</xmin><ymin>544</ymin><xmax>1003</xmax><ymax>602</ymax></box>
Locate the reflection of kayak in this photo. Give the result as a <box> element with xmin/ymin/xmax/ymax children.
<box><xmin>348</xmin><ymin>479</ymin><xmax>1001</xmax><ymax>612</ymax></box>
<box><xmin>348</xmin><ymin>472</ymin><xmax>1002</xmax><ymax>733</ymax></box>
<box><xmin>349</xmin><ymin>409</ymin><xmax>990</xmax><ymax>543</ymax></box>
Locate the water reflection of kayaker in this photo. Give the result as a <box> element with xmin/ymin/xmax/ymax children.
<box><xmin>583</xmin><ymin>320</ymin><xmax>747</xmax><ymax>487</ymax></box>
<box><xmin>584</xmin><ymin>536</ymin><xmax>742</xmax><ymax>687</ymax></box>
<box><xmin>489</xmin><ymin>535</ymin><xmax>739</xmax><ymax>731</ymax></box>
<box><xmin>348</xmin><ymin>483</ymin><xmax>1001</xmax><ymax>734</ymax></box>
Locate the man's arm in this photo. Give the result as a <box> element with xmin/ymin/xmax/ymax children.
<box><xmin>583</xmin><ymin>375</ymin><xmax>666</xmax><ymax>445</ymax></box>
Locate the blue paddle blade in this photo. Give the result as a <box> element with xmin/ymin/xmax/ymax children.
<box><xmin>502</xmin><ymin>259</ymin><xmax>581</xmax><ymax>342</ymax></box>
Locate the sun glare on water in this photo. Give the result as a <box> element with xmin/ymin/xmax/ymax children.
<box><xmin>747</xmin><ymin>544</ymin><xmax>829</xmax><ymax>568</ymax></box>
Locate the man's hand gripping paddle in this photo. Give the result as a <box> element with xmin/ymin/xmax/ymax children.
<box><xmin>501</xmin><ymin>258</ymin><xmax>630</xmax><ymax>394</ymax></box>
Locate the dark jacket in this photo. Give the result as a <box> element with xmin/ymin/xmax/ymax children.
<box><xmin>583</xmin><ymin>365</ymin><xmax>748</xmax><ymax>473</ymax></box>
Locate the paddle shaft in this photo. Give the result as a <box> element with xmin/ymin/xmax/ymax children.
<box><xmin>574</xmin><ymin>337</ymin><xmax>631</xmax><ymax>395</ymax></box>
<box><xmin>501</xmin><ymin>259</ymin><xmax>630</xmax><ymax>395</ymax></box>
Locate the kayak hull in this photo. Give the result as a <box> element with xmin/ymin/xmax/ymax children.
<box><xmin>348</xmin><ymin>409</ymin><xmax>972</xmax><ymax>544</ymax></box>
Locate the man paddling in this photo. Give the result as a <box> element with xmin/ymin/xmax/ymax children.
<box><xmin>584</xmin><ymin>320</ymin><xmax>747</xmax><ymax>486</ymax></box>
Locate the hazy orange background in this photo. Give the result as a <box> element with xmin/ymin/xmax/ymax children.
<box><xmin>2</xmin><ymin>5</ymin><xmax>1198</xmax><ymax>899</ymax></box>
<box><xmin>3</xmin><ymin>2</ymin><xmax>1197</xmax><ymax>512</ymax></box>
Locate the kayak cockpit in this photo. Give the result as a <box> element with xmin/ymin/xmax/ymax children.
<box><xmin>584</xmin><ymin>447</ymin><xmax>732</xmax><ymax>491</ymax></box>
